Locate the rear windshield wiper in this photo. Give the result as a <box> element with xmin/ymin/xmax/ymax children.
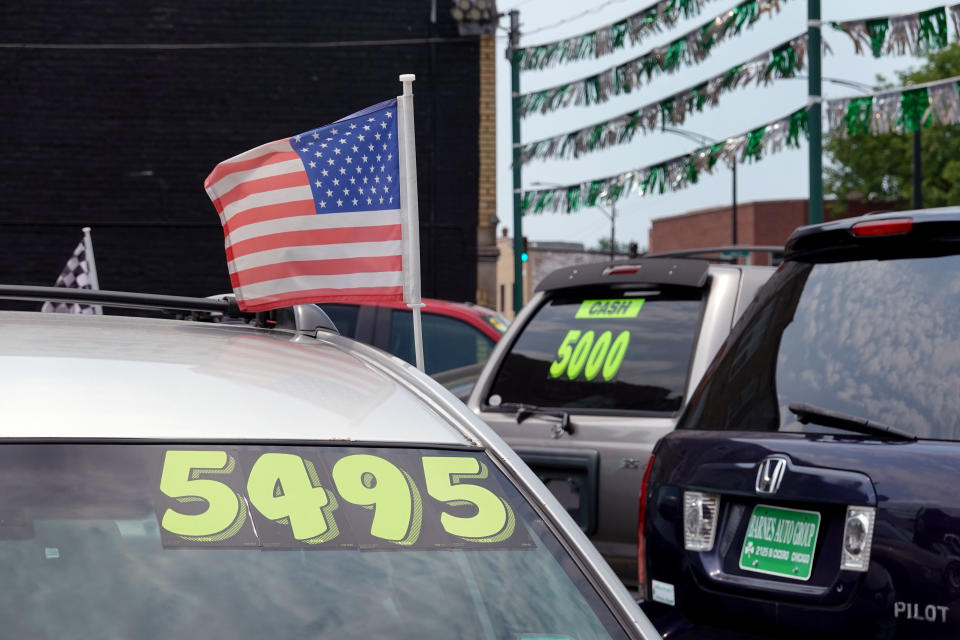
<box><xmin>498</xmin><ymin>402</ymin><xmax>573</xmax><ymax>436</ymax></box>
<box><xmin>788</xmin><ymin>402</ymin><xmax>917</xmax><ymax>441</ymax></box>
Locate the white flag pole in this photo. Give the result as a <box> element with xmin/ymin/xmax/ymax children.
<box><xmin>397</xmin><ymin>73</ymin><xmax>425</xmax><ymax>372</ymax></box>
<box><xmin>81</xmin><ymin>226</ymin><xmax>103</xmax><ymax>315</ymax></box>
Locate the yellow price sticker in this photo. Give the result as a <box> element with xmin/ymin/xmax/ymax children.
<box><xmin>549</xmin><ymin>329</ymin><xmax>631</xmax><ymax>381</ymax></box>
<box><xmin>575</xmin><ymin>298</ymin><xmax>644</xmax><ymax>319</ymax></box>
<box><xmin>154</xmin><ymin>448</ymin><xmax>532</xmax><ymax>551</ymax></box>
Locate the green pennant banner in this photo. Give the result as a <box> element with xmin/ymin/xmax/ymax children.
<box><xmin>518</xmin><ymin>0</ymin><xmax>789</xmax><ymax>118</ymax></box>
<box><xmin>518</xmin><ymin>35</ymin><xmax>808</xmax><ymax>165</ymax></box>
<box><xmin>517</xmin><ymin>0</ymin><xmax>719</xmax><ymax>71</ymax></box>
<box><xmin>831</xmin><ymin>5</ymin><xmax>953</xmax><ymax>58</ymax></box>
<box><xmin>826</xmin><ymin>75</ymin><xmax>960</xmax><ymax>136</ymax></box>
<box><xmin>521</xmin><ymin>107</ymin><xmax>809</xmax><ymax>215</ymax></box>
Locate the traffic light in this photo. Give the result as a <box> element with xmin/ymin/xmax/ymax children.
<box><xmin>629</xmin><ymin>242</ymin><xmax>639</xmax><ymax>258</ymax></box>
<box><xmin>520</xmin><ymin>236</ymin><xmax>529</xmax><ymax>262</ymax></box>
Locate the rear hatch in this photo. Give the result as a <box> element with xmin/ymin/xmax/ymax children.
<box><xmin>645</xmin><ymin>228</ymin><xmax>960</xmax><ymax>637</ymax></box>
<box><xmin>471</xmin><ymin>259</ymin><xmax>743</xmax><ymax>584</ymax></box>
<box><xmin>649</xmin><ymin>433</ymin><xmax>960</xmax><ymax>637</ymax></box>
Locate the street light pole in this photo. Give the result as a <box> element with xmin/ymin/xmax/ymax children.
<box><xmin>731</xmin><ymin>162</ymin><xmax>737</xmax><ymax>245</ymax></box>
<box><xmin>913</xmin><ymin>129</ymin><xmax>923</xmax><ymax>208</ymax></box>
<box><xmin>609</xmin><ymin>201</ymin><xmax>616</xmax><ymax>261</ymax></box>
<box><xmin>808</xmin><ymin>0</ymin><xmax>824</xmax><ymax>224</ymax></box>
<box><xmin>661</xmin><ymin>127</ymin><xmax>737</xmax><ymax>245</ymax></box>
<box><xmin>509</xmin><ymin>9</ymin><xmax>523</xmax><ymax>314</ymax></box>
<box><xmin>531</xmin><ymin>181</ymin><xmax>618</xmax><ymax>260</ymax></box>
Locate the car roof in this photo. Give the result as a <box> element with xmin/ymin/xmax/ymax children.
<box><xmin>0</xmin><ymin>311</ymin><xmax>469</xmax><ymax>445</ymax></box>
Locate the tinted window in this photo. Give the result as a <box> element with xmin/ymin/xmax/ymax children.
<box><xmin>0</xmin><ymin>444</ymin><xmax>628</xmax><ymax>639</ymax></box>
<box><xmin>487</xmin><ymin>292</ymin><xmax>704</xmax><ymax>413</ymax></box>
<box><xmin>321</xmin><ymin>304</ymin><xmax>360</xmax><ymax>338</ymax></box>
<box><xmin>390</xmin><ymin>310</ymin><xmax>495</xmax><ymax>374</ymax></box>
<box><xmin>680</xmin><ymin>255</ymin><xmax>960</xmax><ymax>440</ymax></box>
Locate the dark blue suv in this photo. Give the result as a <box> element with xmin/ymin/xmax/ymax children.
<box><xmin>641</xmin><ymin>210</ymin><xmax>960</xmax><ymax>639</ymax></box>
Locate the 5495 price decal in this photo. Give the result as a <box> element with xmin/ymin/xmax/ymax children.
<box><xmin>549</xmin><ymin>329</ymin><xmax>630</xmax><ymax>381</ymax></box>
<box><xmin>155</xmin><ymin>449</ymin><xmax>530</xmax><ymax>550</ymax></box>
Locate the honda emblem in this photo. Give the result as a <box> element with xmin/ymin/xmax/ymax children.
<box><xmin>755</xmin><ymin>456</ymin><xmax>788</xmax><ymax>494</ymax></box>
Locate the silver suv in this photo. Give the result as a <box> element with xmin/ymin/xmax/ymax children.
<box><xmin>468</xmin><ymin>254</ymin><xmax>775</xmax><ymax>588</ymax></box>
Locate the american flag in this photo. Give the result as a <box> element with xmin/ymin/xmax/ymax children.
<box><xmin>205</xmin><ymin>99</ymin><xmax>404</xmax><ymax>312</ymax></box>
<box><xmin>41</xmin><ymin>240</ymin><xmax>96</xmax><ymax>314</ymax></box>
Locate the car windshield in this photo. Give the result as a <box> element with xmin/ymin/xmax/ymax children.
<box><xmin>483</xmin><ymin>312</ymin><xmax>510</xmax><ymax>335</ymax></box>
<box><xmin>680</xmin><ymin>254</ymin><xmax>960</xmax><ymax>441</ymax></box>
<box><xmin>0</xmin><ymin>443</ymin><xmax>628</xmax><ymax>640</ymax></box>
<box><xmin>487</xmin><ymin>290</ymin><xmax>704</xmax><ymax>413</ymax></box>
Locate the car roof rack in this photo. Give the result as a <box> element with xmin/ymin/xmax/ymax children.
<box><xmin>643</xmin><ymin>245</ymin><xmax>784</xmax><ymax>263</ymax></box>
<box><xmin>0</xmin><ymin>285</ymin><xmax>338</xmax><ymax>335</ymax></box>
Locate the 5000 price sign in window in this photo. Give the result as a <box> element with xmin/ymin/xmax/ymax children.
<box><xmin>549</xmin><ymin>300</ymin><xmax>641</xmax><ymax>382</ymax></box>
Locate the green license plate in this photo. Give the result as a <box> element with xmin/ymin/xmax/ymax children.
<box><xmin>739</xmin><ymin>505</ymin><xmax>821</xmax><ymax>581</ymax></box>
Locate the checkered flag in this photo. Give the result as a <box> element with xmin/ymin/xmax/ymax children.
<box><xmin>41</xmin><ymin>241</ymin><xmax>96</xmax><ymax>314</ymax></box>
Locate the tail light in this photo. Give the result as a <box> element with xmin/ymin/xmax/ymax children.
<box><xmin>636</xmin><ymin>454</ymin><xmax>656</xmax><ymax>598</ymax></box>
<box><xmin>605</xmin><ymin>265</ymin><xmax>640</xmax><ymax>276</ymax></box>
<box><xmin>850</xmin><ymin>218</ymin><xmax>913</xmax><ymax>237</ymax></box>
<box><xmin>841</xmin><ymin>506</ymin><xmax>876</xmax><ymax>571</ymax></box>
<box><xmin>683</xmin><ymin>491</ymin><xmax>720</xmax><ymax>551</ymax></box>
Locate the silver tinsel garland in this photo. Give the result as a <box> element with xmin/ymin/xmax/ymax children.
<box><xmin>518</xmin><ymin>0</ymin><xmax>787</xmax><ymax>118</ymax></box>
<box><xmin>833</xmin><ymin>5</ymin><xmax>952</xmax><ymax>57</ymax></box>
<box><xmin>826</xmin><ymin>77</ymin><xmax>960</xmax><ymax>138</ymax></box>
<box><xmin>871</xmin><ymin>92</ymin><xmax>904</xmax><ymax>135</ymax></box>
<box><xmin>522</xmin><ymin>109</ymin><xmax>805</xmax><ymax>214</ymax></box>
<box><xmin>930</xmin><ymin>82</ymin><xmax>960</xmax><ymax>123</ymax></box>
<box><xmin>517</xmin><ymin>0</ymin><xmax>717</xmax><ymax>71</ymax></box>
<box><xmin>518</xmin><ymin>36</ymin><xmax>808</xmax><ymax>165</ymax></box>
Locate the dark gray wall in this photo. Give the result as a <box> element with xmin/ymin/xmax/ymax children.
<box><xmin>0</xmin><ymin>1</ymin><xmax>479</xmax><ymax>301</ymax></box>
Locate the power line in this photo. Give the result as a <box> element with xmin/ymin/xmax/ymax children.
<box><xmin>521</xmin><ymin>0</ymin><xmax>631</xmax><ymax>37</ymax></box>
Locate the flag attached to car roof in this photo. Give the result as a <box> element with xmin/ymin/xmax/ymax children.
<box><xmin>41</xmin><ymin>238</ymin><xmax>97</xmax><ymax>314</ymax></box>
<box><xmin>205</xmin><ymin>100</ymin><xmax>405</xmax><ymax>312</ymax></box>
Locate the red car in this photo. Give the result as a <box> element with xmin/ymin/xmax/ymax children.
<box><xmin>320</xmin><ymin>298</ymin><xmax>508</xmax><ymax>375</ymax></box>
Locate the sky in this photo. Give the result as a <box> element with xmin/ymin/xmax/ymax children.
<box><xmin>494</xmin><ymin>0</ymin><xmax>948</xmax><ymax>250</ymax></box>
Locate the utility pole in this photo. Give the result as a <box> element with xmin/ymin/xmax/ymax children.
<box><xmin>731</xmin><ymin>162</ymin><xmax>738</xmax><ymax>244</ymax></box>
<box><xmin>509</xmin><ymin>10</ymin><xmax>523</xmax><ymax>314</ymax></box>
<box><xmin>913</xmin><ymin>129</ymin><xmax>923</xmax><ymax>209</ymax></box>
<box><xmin>808</xmin><ymin>0</ymin><xmax>823</xmax><ymax>224</ymax></box>
<box><xmin>609</xmin><ymin>201</ymin><xmax>616</xmax><ymax>261</ymax></box>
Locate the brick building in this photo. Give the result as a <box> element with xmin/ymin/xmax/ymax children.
<box><xmin>1</xmin><ymin>1</ymin><xmax>496</xmax><ymax>305</ymax></box>
<box><xmin>649</xmin><ymin>199</ymin><xmax>884</xmax><ymax>263</ymax></box>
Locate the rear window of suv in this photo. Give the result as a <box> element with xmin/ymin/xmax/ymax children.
<box><xmin>487</xmin><ymin>290</ymin><xmax>704</xmax><ymax>413</ymax></box>
<box><xmin>680</xmin><ymin>255</ymin><xmax>960</xmax><ymax>440</ymax></box>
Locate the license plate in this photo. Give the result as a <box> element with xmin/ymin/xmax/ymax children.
<box><xmin>739</xmin><ymin>504</ymin><xmax>820</xmax><ymax>581</ymax></box>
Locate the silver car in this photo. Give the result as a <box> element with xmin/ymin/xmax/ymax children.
<box><xmin>468</xmin><ymin>256</ymin><xmax>774</xmax><ymax>590</ymax></box>
<box><xmin>0</xmin><ymin>286</ymin><xmax>660</xmax><ymax>639</ymax></box>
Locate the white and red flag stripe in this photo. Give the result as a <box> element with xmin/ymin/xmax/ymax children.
<box><xmin>205</xmin><ymin>99</ymin><xmax>405</xmax><ymax>312</ymax></box>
